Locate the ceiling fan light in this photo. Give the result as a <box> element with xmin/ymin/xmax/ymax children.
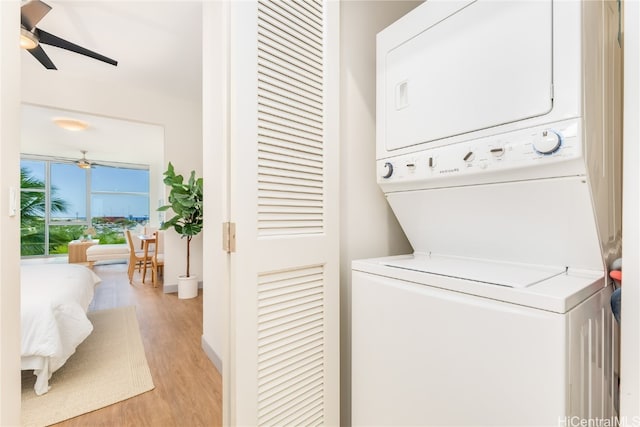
<box><xmin>53</xmin><ymin>117</ymin><xmax>89</xmax><ymax>131</ymax></box>
<box><xmin>20</xmin><ymin>27</ymin><xmax>38</xmax><ymax>50</ymax></box>
<box><xmin>76</xmin><ymin>150</ymin><xmax>92</xmax><ymax>169</ymax></box>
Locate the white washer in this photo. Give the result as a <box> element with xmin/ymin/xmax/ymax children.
<box><xmin>352</xmin><ymin>0</ymin><xmax>622</xmax><ymax>425</ymax></box>
<box><xmin>352</xmin><ymin>255</ymin><xmax>616</xmax><ymax>426</ymax></box>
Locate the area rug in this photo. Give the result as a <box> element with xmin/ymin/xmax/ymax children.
<box><xmin>21</xmin><ymin>306</ymin><xmax>155</xmax><ymax>427</ymax></box>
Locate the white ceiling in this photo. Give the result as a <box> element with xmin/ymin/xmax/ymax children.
<box><xmin>20</xmin><ymin>0</ymin><xmax>202</xmax><ymax>164</ymax></box>
<box><xmin>21</xmin><ymin>103</ymin><xmax>165</xmax><ymax>165</ymax></box>
<box><xmin>22</xmin><ymin>0</ymin><xmax>203</xmax><ymax>102</ymax></box>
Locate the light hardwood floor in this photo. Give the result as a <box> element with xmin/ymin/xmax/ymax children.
<box><xmin>52</xmin><ymin>263</ymin><xmax>223</xmax><ymax>426</ymax></box>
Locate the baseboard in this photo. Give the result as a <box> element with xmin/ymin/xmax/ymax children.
<box><xmin>201</xmin><ymin>336</ymin><xmax>222</xmax><ymax>374</ymax></box>
<box><xmin>163</xmin><ymin>280</ymin><xmax>203</xmax><ymax>294</ymax></box>
<box><xmin>163</xmin><ymin>284</ymin><xmax>178</xmax><ymax>293</ymax></box>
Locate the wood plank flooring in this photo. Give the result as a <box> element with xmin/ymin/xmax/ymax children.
<box><xmin>51</xmin><ymin>263</ymin><xmax>222</xmax><ymax>427</ymax></box>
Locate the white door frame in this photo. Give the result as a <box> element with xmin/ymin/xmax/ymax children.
<box><xmin>621</xmin><ymin>0</ymin><xmax>640</xmax><ymax>418</ymax></box>
<box><xmin>0</xmin><ymin>1</ymin><xmax>23</xmax><ymax>425</ymax></box>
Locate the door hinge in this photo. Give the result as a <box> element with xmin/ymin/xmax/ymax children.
<box><xmin>222</xmin><ymin>222</ymin><xmax>236</xmax><ymax>253</ymax></box>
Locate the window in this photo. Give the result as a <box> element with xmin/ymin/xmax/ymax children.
<box><xmin>20</xmin><ymin>157</ymin><xmax>150</xmax><ymax>257</ymax></box>
<box><xmin>91</xmin><ymin>165</ymin><xmax>149</xmax><ymax>219</ymax></box>
<box><xmin>90</xmin><ymin>165</ymin><xmax>150</xmax><ymax>245</ymax></box>
<box><xmin>20</xmin><ymin>160</ymin><xmax>46</xmax><ymax>255</ymax></box>
<box><xmin>50</xmin><ymin>163</ymin><xmax>87</xmax><ymax>222</ymax></box>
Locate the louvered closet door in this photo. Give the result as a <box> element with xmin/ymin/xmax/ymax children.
<box><xmin>228</xmin><ymin>1</ymin><xmax>339</xmax><ymax>425</ymax></box>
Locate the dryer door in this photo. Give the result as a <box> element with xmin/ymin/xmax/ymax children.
<box><xmin>382</xmin><ymin>0</ymin><xmax>553</xmax><ymax>151</ymax></box>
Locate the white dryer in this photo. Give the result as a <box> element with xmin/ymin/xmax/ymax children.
<box><xmin>352</xmin><ymin>0</ymin><xmax>622</xmax><ymax>425</ymax></box>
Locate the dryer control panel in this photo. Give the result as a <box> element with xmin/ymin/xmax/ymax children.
<box><xmin>378</xmin><ymin>119</ymin><xmax>585</xmax><ymax>192</ymax></box>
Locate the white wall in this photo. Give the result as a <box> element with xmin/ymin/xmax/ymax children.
<box><xmin>621</xmin><ymin>0</ymin><xmax>640</xmax><ymax>417</ymax></box>
<box><xmin>0</xmin><ymin>1</ymin><xmax>23</xmax><ymax>424</ymax></box>
<box><xmin>20</xmin><ymin>61</ymin><xmax>203</xmax><ymax>289</ymax></box>
<box><xmin>339</xmin><ymin>1</ymin><xmax>421</xmax><ymax>425</ymax></box>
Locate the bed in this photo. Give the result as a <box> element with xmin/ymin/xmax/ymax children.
<box><xmin>21</xmin><ymin>263</ymin><xmax>102</xmax><ymax>395</ymax></box>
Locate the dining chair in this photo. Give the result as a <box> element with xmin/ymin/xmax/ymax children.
<box><xmin>125</xmin><ymin>230</ymin><xmax>153</xmax><ymax>285</ymax></box>
<box><xmin>151</xmin><ymin>231</ymin><xmax>165</xmax><ymax>288</ymax></box>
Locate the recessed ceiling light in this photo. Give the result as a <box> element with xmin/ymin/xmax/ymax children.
<box><xmin>52</xmin><ymin>117</ymin><xmax>89</xmax><ymax>131</ymax></box>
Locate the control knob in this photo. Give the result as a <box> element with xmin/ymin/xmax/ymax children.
<box><xmin>533</xmin><ymin>130</ymin><xmax>562</xmax><ymax>155</ymax></box>
<box><xmin>382</xmin><ymin>162</ymin><xmax>394</xmax><ymax>179</ymax></box>
<box><xmin>463</xmin><ymin>151</ymin><xmax>475</xmax><ymax>162</ymax></box>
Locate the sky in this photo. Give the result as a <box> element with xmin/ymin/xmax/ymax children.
<box><xmin>21</xmin><ymin>159</ymin><xmax>150</xmax><ymax>220</ymax></box>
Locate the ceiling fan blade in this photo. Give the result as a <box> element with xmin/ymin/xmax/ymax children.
<box><xmin>27</xmin><ymin>45</ymin><xmax>57</xmax><ymax>70</ymax></box>
<box><xmin>21</xmin><ymin>0</ymin><xmax>52</xmax><ymax>31</ymax></box>
<box><xmin>36</xmin><ymin>29</ymin><xmax>118</xmax><ymax>67</ymax></box>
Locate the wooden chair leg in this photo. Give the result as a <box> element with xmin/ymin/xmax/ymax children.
<box><xmin>142</xmin><ymin>263</ymin><xmax>147</xmax><ymax>284</ymax></box>
<box><xmin>127</xmin><ymin>259</ymin><xmax>135</xmax><ymax>285</ymax></box>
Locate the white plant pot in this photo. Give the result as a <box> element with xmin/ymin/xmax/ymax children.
<box><xmin>178</xmin><ymin>275</ymin><xmax>198</xmax><ymax>299</ymax></box>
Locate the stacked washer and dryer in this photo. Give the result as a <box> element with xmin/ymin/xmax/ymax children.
<box><xmin>352</xmin><ymin>0</ymin><xmax>622</xmax><ymax>425</ymax></box>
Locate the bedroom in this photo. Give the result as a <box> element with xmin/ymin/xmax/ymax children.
<box><xmin>3</xmin><ymin>0</ymin><xmax>207</xmax><ymax>424</ymax></box>
<box><xmin>2</xmin><ymin>0</ymin><xmax>640</xmax><ymax>426</ymax></box>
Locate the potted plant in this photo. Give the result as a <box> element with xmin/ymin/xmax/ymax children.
<box><xmin>158</xmin><ymin>162</ymin><xmax>203</xmax><ymax>299</ymax></box>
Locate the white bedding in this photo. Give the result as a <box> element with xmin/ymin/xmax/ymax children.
<box><xmin>21</xmin><ymin>264</ymin><xmax>101</xmax><ymax>395</ymax></box>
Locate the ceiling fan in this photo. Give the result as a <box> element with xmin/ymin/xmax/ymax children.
<box><xmin>20</xmin><ymin>0</ymin><xmax>118</xmax><ymax>70</ymax></box>
<box><xmin>75</xmin><ymin>150</ymin><xmax>92</xmax><ymax>169</ymax></box>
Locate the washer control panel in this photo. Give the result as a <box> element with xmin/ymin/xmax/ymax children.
<box><xmin>378</xmin><ymin>120</ymin><xmax>582</xmax><ymax>187</ymax></box>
